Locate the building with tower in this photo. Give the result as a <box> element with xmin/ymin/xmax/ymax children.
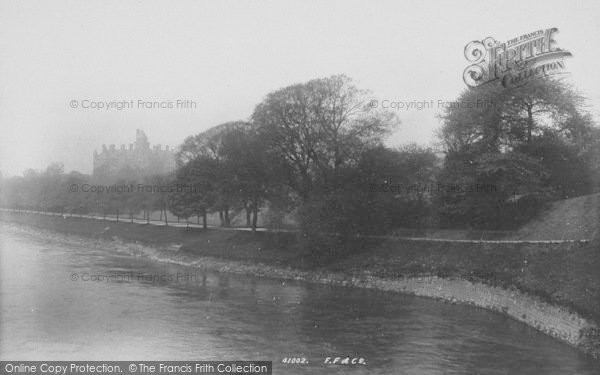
<box><xmin>93</xmin><ymin>129</ymin><xmax>176</xmax><ymax>178</ymax></box>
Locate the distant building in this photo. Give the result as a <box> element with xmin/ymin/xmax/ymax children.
<box><xmin>93</xmin><ymin>129</ymin><xmax>176</xmax><ymax>178</ymax></box>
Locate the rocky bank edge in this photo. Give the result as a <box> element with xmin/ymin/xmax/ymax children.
<box><xmin>3</xmin><ymin>222</ymin><xmax>600</xmax><ymax>359</ymax></box>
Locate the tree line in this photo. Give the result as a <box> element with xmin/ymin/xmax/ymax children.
<box><xmin>1</xmin><ymin>75</ymin><xmax>598</xmax><ymax>240</ymax></box>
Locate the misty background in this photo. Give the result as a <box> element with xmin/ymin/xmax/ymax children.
<box><xmin>1</xmin><ymin>0</ymin><xmax>599</xmax><ymax>177</ymax></box>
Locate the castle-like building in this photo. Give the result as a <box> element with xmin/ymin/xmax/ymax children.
<box><xmin>93</xmin><ymin>129</ymin><xmax>176</xmax><ymax>178</ymax></box>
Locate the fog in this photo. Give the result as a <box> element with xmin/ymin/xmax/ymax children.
<box><xmin>1</xmin><ymin>0</ymin><xmax>598</xmax><ymax>176</ymax></box>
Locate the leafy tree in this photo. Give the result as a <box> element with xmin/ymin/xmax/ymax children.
<box><xmin>252</xmin><ymin>74</ymin><xmax>399</xmax><ymax>201</ymax></box>
<box><xmin>516</xmin><ymin>132</ymin><xmax>593</xmax><ymax>198</ymax></box>
<box><xmin>439</xmin><ymin>77</ymin><xmax>591</xmax><ymax>152</ymax></box>
<box><xmin>299</xmin><ymin>145</ymin><xmax>439</xmax><ymax>239</ymax></box>
<box><xmin>176</xmin><ymin>121</ymin><xmax>250</xmax><ymax>226</ymax></box>
<box><xmin>141</xmin><ymin>174</ymin><xmax>174</xmax><ymax>224</ymax></box>
<box><xmin>169</xmin><ymin>157</ymin><xmax>217</xmax><ymax>229</ymax></box>
<box><xmin>437</xmin><ymin>76</ymin><xmax>599</xmax><ymax>228</ymax></box>
<box><xmin>176</xmin><ymin>122</ymin><xmax>249</xmax><ymax>166</ymax></box>
<box><xmin>219</xmin><ymin>127</ymin><xmax>287</xmax><ymax>231</ymax></box>
<box><xmin>63</xmin><ymin>171</ymin><xmax>91</xmax><ymax>214</ymax></box>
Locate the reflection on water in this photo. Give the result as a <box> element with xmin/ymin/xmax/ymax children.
<box><xmin>1</xmin><ymin>227</ymin><xmax>599</xmax><ymax>374</ymax></box>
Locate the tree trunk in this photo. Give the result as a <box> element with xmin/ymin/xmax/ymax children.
<box><xmin>252</xmin><ymin>202</ymin><xmax>258</xmax><ymax>233</ymax></box>
<box><xmin>219</xmin><ymin>210</ymin><xmax>224</xmax><ymax>227</ymax></box>
<box><xmin>527</xmin><ymin>105</ymin><xmax>534</xmax><ymax>145</ymax></box>
<box><xmin>203</xmin><ymin>212</ymin><xmax>207</xmax><ymax>229</ymax></box>
<box><xmin>246</xmin><ymin>206</ymin><xmax>252</xmax><ymax>228</ymax></box>
<box><xmin>164</xmin><ymin>206</ymin><xmax>168</xmax><ymax>226</ymax></box>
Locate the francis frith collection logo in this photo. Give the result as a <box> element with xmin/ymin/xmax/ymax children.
<box><xmin>463</xmin><ymin>27</ymin><xmax>572</xmax><ymax>88</ymax></box>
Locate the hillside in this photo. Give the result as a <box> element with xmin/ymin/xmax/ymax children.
<box><xmin>512</xmin><ymin>193</ymin><xmax>600</xmax><ymax>241</ymax></box>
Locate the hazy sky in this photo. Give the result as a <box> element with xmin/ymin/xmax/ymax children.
<box><xmin>1</xmin><ymin>0</ymin><xmax>599</xmax><ymax>177</ymax></box>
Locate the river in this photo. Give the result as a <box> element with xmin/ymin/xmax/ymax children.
<box><xmin>1</xmin><ymin>226</ymin><xmax>599</xmax><ymax>374</ymax></box>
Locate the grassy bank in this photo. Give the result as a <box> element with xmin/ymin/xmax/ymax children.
<box><xmin>335</xmin><ymin>237</ymin><xmax>600</xmax><ymax>322</ymax></box>
<box><xmin>2</xmin><ymin>211</ymin><xmax>599</xmax><ymax>335</ymax></box>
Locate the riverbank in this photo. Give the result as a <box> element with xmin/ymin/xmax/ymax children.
<box><xmin>1</xmin><ymin>211</ymin><xmax>599</xmax><ymax>359</ymax></box>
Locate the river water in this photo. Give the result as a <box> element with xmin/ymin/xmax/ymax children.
<box><xmin>1</xmin><ymin>226</ymin><xmax>599</xmax><ymax>374</ymax></box>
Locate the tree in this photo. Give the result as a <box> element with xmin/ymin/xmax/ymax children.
<box><xmin>169</xmin><ymin>157</ymin><xmax>216</xmax><ymax>229</ymax></box>
<box><xmin>167</xmin><ymin>188</ymin><xmax>194</xmax><ymax>229</ymax></box>
<box><xmin>141</xmin><ymin>174</ymin><xmax>174</xmax><ymax>225</ymax></box>
<box><xmin>219</xmin><ymin>126</ymin><xmax>287</xmax><ymax>232</ymax></box>
<box><xmin>63</xmin><ymin>171</ymin><xmax>92</xmax><ymax>214</ymax></box>
<box><xmin>252</xmin><ymin>74</ymin><xmax>399</xmax><ymax>202</ymax></box>
<box><xmin>517</xmin><ymin>132</ymin><xmax>593</xmax><ymax>198</ymax></box>
<box><xmin>439</xmin><ymin>77</ymin><xmax>592</xmax><ymax>153</ymax></box>
<box><xmin>299</xmin><ymin>145</ymin><xmax>439</xmax><ymax>239</ymax></box>
<box><xmin>437</xmin><ymin>76</ymin><xmax>599</xmax><ymax>227</ymax></box>
<box><xmin>176</xmin><ymin>122</ymin><xmax>249</xmax><ymax>166</ymax></box>
<box><xmin>176</xmin><ymin>121</ymin><xmax>250</xmax><ymax>227</ymax></box>
<box><xmin>435</xmin><ymin>151</ymin><xmax>548</xmax><ymax>229</ymax></box>
<box><xmin>37</xmin><ymin>163</ymin><xmax>65</xmax><ymax>212</ymax></box>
